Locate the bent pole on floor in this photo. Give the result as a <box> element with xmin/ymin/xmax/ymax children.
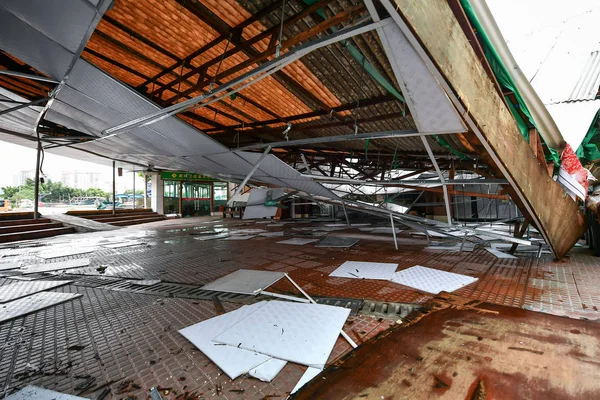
<box><xmin>390</xmin><ymin>212</ymin><xmax>398</xmax><ymax>250</ymax></box>
<box><xmin>284</xmin><ymin>273</ymin><xmax>358</xmax><ymax>349</ymax></box>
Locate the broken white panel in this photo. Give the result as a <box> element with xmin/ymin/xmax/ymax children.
<box><xmin>230</xmin><ymin>229</ymin><xmax>266</xmax><ymax>235</ymax></box>
<box><xmin>223</xmin><ymin>235</ymin><xmax>257</xmax><ymax>241</ymax></box>
<box><xmin>103</xmin><ymin>241</ymin><xmax>145</xmax><ymax>249</ymax></box>
<box><xmin>0</xmin><ymin>280</ymin><xmax>72</xmax><ymax>303</ymax></box>
<box><xmin>202</xmin><ymin>269</ymin><xmax>285</xmax><ymax>295</ymax></box>
<box><xmin>291</xmin><ymin>367</ymin><xmax>322</xmax><ymax>395</ymax></box>
<box><xmin>249</xmin><ymin>358</ymin><xmax>287</xmax><ymax>382</ymax></box>
<box><xmin>0</xmin><ymin>292</ymin><xmax>82</xmax><ymax>323</ymax></box>
<box><xmin>5</xmin><ymin>385</ymin><xmax>89</xmax><ymax>400</ymax></box>
<box><xmin>178</xmin><ymin>302</ymin><xmax>272</xmax><ymax>379</ymax></box>
<box><xmin>377</xmin><ymin>21</ymin><xmax>466</xmax><ymax>133</ymax></box>
<box><xmin>390</xmin><ymin>266</ymin><xmax>478</xmax><ymax>294</ymax></box>
<box><xmin>410</xmin><ymin>230</ymin><xmax>448</xmax><ymax>238</ymax></box>
<box><xmin>38</xmin><ymin>248</ymin><xmax>94</xmax><ymax>259</ymax></box>
<box><xmin>330</xmin><ymin>261</ymin><xmax>398</xmax><ymax>280</ymax></box>
<box><xmin>485</xmin><ymin>247</ymin><xmax>518</xmax><ymax>259</ymax></box>
<box><xmin>0</xmin><ymin>262</ymin><xmax>21</xmax><ymax>271</ymax></box>
<box><xmin>277</xmin><ymin>238</ymin><xmax>319</xmax><ymax>246</ymax></box>
<box><xmin>243</xmin><ymin>188</ymin><xmax>285</xmax><ymax>220</ymax></box>
<box><xmin>213</xmin><ymin>301</ymin><xmax>351</xmax><ymax>368</ymax></box>
<box><xmin>21</xmin><ymin>258</ymin><xmax>90</xmax><ymax>274</ymax></box>
<box><xmin>326</xmin><ymin>223</ymin><xmax>371</xmax><ymax>227</ymax></box>
<box><xmin>557</xmin><ymin>166</ymin><xmax>587</xmax><ymax>201</ymax></box>
<box><xmin>425</xmin><ymin>243</ymin><xmax>474</xmax><ymax>252</ymax></box>
<box><xmin>128</xmin><ymin>279</ymin><xmax>161</xmax><ymax>286</ymax></box>
<box><xmin>193</xmin><ymin>233</ymin><xmax>229</xmax><ymax>241</ymax></box>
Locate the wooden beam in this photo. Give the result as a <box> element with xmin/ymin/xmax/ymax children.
<box><xmin>392</xmin><ymin>0</ymin><xmax>586</xmax><ymax>258</ymax></box>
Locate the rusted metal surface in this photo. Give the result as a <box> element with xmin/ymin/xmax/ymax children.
<box><xmin>391</xmin><ymin>0</ymin><xmax>586</xmax><ymax>259</ymax></box>
<box><xmin>294</xmin><ymin>293</ymin><xmax>600</xmax><ymax>399</ymax></box>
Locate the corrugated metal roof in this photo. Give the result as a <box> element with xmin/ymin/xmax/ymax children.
<box><xmin>568</xmin><ymin>44</ymin><xmax>600</xmax><ymax>102</ymax></box>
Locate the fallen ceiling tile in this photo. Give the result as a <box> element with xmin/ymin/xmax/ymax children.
<box><xmin>390</xmin><ymin>265</ymin><xmax>478</xmax><ymax>294</ymax></box>
<box><xmin>329</xmin><ymin>261</ymin><xmax>398</xmax><ymax>280</ymax></box>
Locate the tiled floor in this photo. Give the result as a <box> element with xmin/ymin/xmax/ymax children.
<box><xmin>0</xmin><ymin>215</ymin><xmax>599</xmax><ymax>399</ymax></box>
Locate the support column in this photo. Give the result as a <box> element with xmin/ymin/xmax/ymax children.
<box><xmin>179</xmin><ymin>181</ymin><xmax>183</xmax><ymax>217</ymax></box>
<box><xmin>112</xmin><ymin>161</ymin><xmax>116</xmax><ymax>215</ymax></box>
<box><xmin>132</xmin><ymin>166</ymin><xmax>136</xmax><ymax>210</ymax></box>
<box><xmin>33</xmin><ymin>140</ymin><xmax>41</xmax><ymax>220</ymax></box>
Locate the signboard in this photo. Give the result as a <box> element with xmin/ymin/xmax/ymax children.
<box><xmin>146</xmin><ymin>181</ymin><xmax>152</xmax><ymax>197</ymax></box>
<box><xmin>160</xmin><ymin>171</ymin><xmax>217</xmax><ymax>181</ymax></box>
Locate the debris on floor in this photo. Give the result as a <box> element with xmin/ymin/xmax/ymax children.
<box><xmin>5</xmin><ymin>385</ymin><xmax>89</xmax><ymax>400</ymax></box>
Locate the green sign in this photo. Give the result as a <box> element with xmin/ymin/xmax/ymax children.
<box><xmin>161</xmin><ymin>171</ymin><xmax>217</xmax><ymax>181</ymax></box>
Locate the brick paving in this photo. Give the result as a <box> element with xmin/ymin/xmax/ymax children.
<box><xmin>0</xmin><ymin>215</ymin><xmax>599</xmax><ymax>398</ymax></box>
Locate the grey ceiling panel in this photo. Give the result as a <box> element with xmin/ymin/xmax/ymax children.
<box><xmin>56</xmin><ymin>86</ymin><xmax>131</xmax><ymax>128</ymax></box>
<box><xmin>377</xmin><ymin>23</ymin><xmax>466</xmax><ymax>134</ymax></box>
<box><xmin>151</xmin><ymin>118</ymin><xmax>225</xmax><ymax>156</ymax></box>
<box><xmin>205</xmin><ymin>153</ymin><xmax>255</xmax><ymax>176</ymax></box>
<box><xmin>278</xmin><ymin>178</ymin><xmax>339</xmax><ymax>199</ymax></box>
<box><xmin>0</xmin><ymin>8</ymin><xmax>72</xmax><ymax>79</ymax></box>
<box><xmin>0</xmin><ymin>0</ymin><xmax>97</xmax><ymax>53</ymax></box>
<box><xmin>46</xmin><ymin>101</ymin><xmax>109</xmax><ymax>135</ymax></box>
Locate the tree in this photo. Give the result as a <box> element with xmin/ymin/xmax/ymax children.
<box><xmin>1</xmin><ymin>179</ymin><xmax>107</xmax><ymax>204</ymax></box>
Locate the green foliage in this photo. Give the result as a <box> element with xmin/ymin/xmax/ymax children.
<box><xmin>0</xmin><ymin>178</ymin><xmax>108</xmax><ymax>204</ymax></box>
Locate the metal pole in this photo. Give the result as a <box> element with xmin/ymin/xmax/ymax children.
<box><xmin>132</xmin><ymin>166</ymin><xmax>135</xmax><ymax>210</ymax></box>
<box><xmin>341</xmin><ymin>201</ymin><xmax>350</xmax><ymax>226</ymax></box>
<box><xmin>144</xmin><ymin>175</ymin><xmax>148</xmax><ymax>209</ymax></box>
<box><xmin>421</xmin><ymin>136</ymin><xmax>452</xmax><ymax>226</ymax></box>
<box><xmin>390</xmin><ymin>213</ymin><xmax>398</xmax><ymax>250</ymax></box>
<box><xmin>228</xmin><ymin>146</ymin><xmax>272</xmax><ymax>205</ymax></box>
<box><xmin>112</xmin><ymin>161</ymin><xmax>116</xmax><ymax>215</ymax></box>
<box><xmin>33</xmin><ymin>140</ymin><xmax>41</xmax><ymax>220</ymax></box>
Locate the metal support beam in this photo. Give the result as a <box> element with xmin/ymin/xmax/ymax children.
<box><xmin>227</xmin><ymin>146</ymin><xmax>272</xmax><ymax>205</ymax></box>
<box><xmin>234</xmin><ymin>129</ymin><xmax>460</xmax><ymax>150</ymax></box>
<box><xmin>0</xmin><ymin>70</ymin><xmax>59</xmax><ymax>84</ymax></box>
<box><xmin>421</xmin><ymin>136</ymin><xmax>452</xmax><ymax>225</ymax></box>
<box><xmin>0</xmin><ymin>97</ymin><xmax>49</xmax><ymax>117</ymax></box>
<box><xmin>33</xmin><ymin>140</ymin><xmax>41</xmax><ymax>220</ymax></box>
<box><xmin>102</xmin><ymin>18</ymin><xmax>392</xmax><ymax>137</ymax></box>
<box><xmin>112</xmin><ymin>161</ymin><xmax>116</xmax><ymax>216</ymax></box>
<box><xmin>341</xmin><ymin>201</ymin><xmax>350</xmax><ymax>227</ymax></box>
<box><xmin>390</xmin><ymin>212</ymin><xmax>398</xmax><ymax>250</ymax></box>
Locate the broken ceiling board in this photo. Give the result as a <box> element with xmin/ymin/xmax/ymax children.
<box><xmin>223</xmin><ymin>235</ymin><xmax>258</xmax><ymax>241</ymax></box>
<box><xmin>0</xmin><ymin>292</ymin><xmax>82</xmax><ymax>323</ymax></box>
<box><xmin>329</xmin><ymin>261</ymin><xmax>398</xmax><ymax>280</ymax></box>
<box><xmin>5</xmin><ymin>385</ymin><xmax>89</xmax><ymax>400</ymax></box>
<box><xmin>201</xmin><ymin>269</ymin><xmax>285</xmax><ymax>295</ymax></box>
<box><xmin>389</xmin><ymin>0</ymin><xmax>586</xmax><ymax>258</ymax></box>
<box><xmin>37</xmin><ymin>248</ymin><xmax>94</xmax><ymax>259</ymax></box>
<box><xmin>291</xmin><ymin>367</ymin><xmax>322</xmax><ymax>395</ymax></box>
<box><xmin>243</xmin><ymin>188</ymin><xmax>286</xmax><ymax>220</ymax></box>
<box><xmin>213</xmin><ymin>301</ymin><xmax>351</xmax><ymax>368</ymax></box>
<box><xmin>277</xmin><ymin>238</ymin><xmax>319</xmax><ymax>246</ymax></box>
<box><xmin>376</xmin><ymin>20</ymin><xmax>466</xmax><ymax>134</ymax></box>
<box><xmin>0</xmin><ymin>280</ymin><xmax>73</xmax><ymax>303</ymax></box>
<box><xmin>316</xmin><ymin>236</ymin><xmax>360</xmax><ymax>248</ymax></box>
<box><xmin>425</xmin><ymin>243</ymin><xmax>474</xmax><ymax>252</ymax></box>
<box><xmin>178</xmin><ymin>302</ymin><xmax>272</xmax><ymax>380</ymax></box>
<box><xmin>103</xmin><ymin>241</ymin><xmax>146</xmax><ymax>249</ymax></box>
<box><xmin>0</xmin><ymin>262</ymin><xmax>21</xmax><ymax>271</ymax></box>
<box><xmin>485</xmin><ymin>248</ymin><xmax>518</xmax><ymax>259</ymax></box>
<box><xmin>390</xmin><ymin>265</ymin><xmax>477</xmax><ymax>294</ymax></box>
<box><xmin>258</xmin><ymin>231</ymin><xmax>285</xmax><ymax>237</ymax></box>
<box><xmin>249</xmin><ymin>358</ymin><xmax>288</xmax><ymax>382</ymax></box>
<box><xmin>21</xmin><ymin>258</ymin><xmax>91</xmax><ymax>274</ymax></box>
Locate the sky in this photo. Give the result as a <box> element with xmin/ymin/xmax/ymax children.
<box><xmin>0</xmin><ymin>0</ymin><xmax>598</xmax><ymax>189</ymax></box>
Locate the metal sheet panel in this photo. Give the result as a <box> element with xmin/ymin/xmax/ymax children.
<box><xmin>0</xmin><ymin>292</ymin><xmax>82</xmax><ymax>323</ymax></box>
<box><xmin>329</xmin><ymin>261</ymin><xmax>398</xmax><ymax>280</ymax></box>
<box><xmin>0</xmin><ymin>280</ymin><xmax>73</xmax><ymax>303</ymax></box>
<box><xmin>569</xmin><ymin>49</ymin><xmax>600</xmax><ymax>101</ymax></box>
<box><xmin>22</xmin><ymin>259</ymin><xmax>91</xmax><ymax>274</ymax></box>
<box><xmin>0</xmin><ymin>8</ymin><xmax>72</xmax><ymax>79</ymax></box>
<box><xmin>377</xmin><ymin>22</ymin><xmax>466</xmax><ymax>134</ymax></box>
<box><xmin>5</xmin><ymin>385</ymin><xmax>89</xmax><ymax>400</ymax></box>
<box><xmin>0</xmin><ymin>0</ymin><xmax>97</xmax><ymax>53</ymax></box>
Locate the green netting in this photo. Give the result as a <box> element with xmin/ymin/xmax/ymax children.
<box><xmin>576</xmin><ymin>110</ymin><xmax>600</xmax><ymax>164</ymax></box>
<box><xmin>460</xmin><ymin>0</ymin><xmax>560</xmax><ymax>166</ymax></box>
